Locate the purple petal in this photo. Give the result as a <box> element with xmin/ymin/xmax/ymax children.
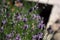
<box><xmin>40</xmin><ymin>24</ymin><xmax>45</xmax><ymax>29</ymax></box>
<box><xmin>40</xmin><ymin>20</ymin><xmax>44</xmax><ymax>24</ymax></box>
<box><xmin>15</xmin><ymin>34</ymin><xmax>21</xmax><ymax>40</ymax></box>
<box><xmin>23</xmin><ymin>24</ymin><xmax>28</xmax><ymax>30</ymax></box>
<box><xmin>36</xmin><ymin>15</ymin><xmax>41</xmax><ymax>19</ymax></box>
<box><xmin>22</xmin><ymin>18</ymin><xmax>27</xmax><ymax>22</ymax></box>
<box><xmin>6</xmin><ymin>34</ymin><xmax>12</xmax><ymax>39</ymax></box>
<box><xmin>38</xmin><ymin>33</ymin><xmax>43</xmax><ymax>39</ymax></box>
<box><xmin>32</xmin><ymin>35</ymin><xmax>37</xmax><ymax>39</ymax></box>
<box><xmin>0</xmin><ymin>27</ymin><xmax>4</xmax><ymax>32</ymax></box>
<box><xmin>38</xmin><ymin>23</ymin><xmax>41</xmax><ymax>29</ymax></box>
<box><xmin>2</xmin><ymin>19</ymin><xmax>6</xmax><ymax>25</ymax></box>
<box><xmin>38</xmin><ymin>23</ymin><xmax>45</xmax><ymax>29</ymax></box>
<box><xmin>15</xmin><ymin>15</ymin><xmax>22</xmax><ymax>21</ymax></box>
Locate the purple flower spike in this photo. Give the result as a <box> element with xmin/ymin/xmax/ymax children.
<box><xmin>32</xmin><ymin>35</ymin><xmax>38</xmax><ymax>40</ymax></box>
<box><xmin>38</xmin><ymin>23</ymin><xmax>41</xmax><ymax>28</ymax></box>
<box><xmin>17</xmin><ymin>15</ymin><xmax>20</xmax><ymax>20</ymax></box>
<box><xmin>32</xmin><ymin>38</ymin><xmax>36</xmax><ymax>40</ymax></box>
<box><xmin>0</xmin><ymin>27</ymin><xmax>4</xmax><ymax>33</ymax></box>
<box><xmin>23</xmin><ymin>24</ymin><xmax>28</xmax><ymax>30</ymax></box>
<box><xmin>32</xmin><ymin>35</ymin><xmax>37</xmax><ymax>39</ymax></box>
<box><xmin>36</xmin><ymin>15</ymin><xmax>41</xmax><ymax>19</ymax></box>
<box><xmin>2</xmin><ymin>19</ymin><xmax>6</xmax><ymax>25</ymax></box>
<box><xmin>6</xmin><ymin>32</ymin><xmax>14</xmax><ymax>40</ymax></box>
<box><xmin>15</xmin><ymin>14</ymin><xmax>22</xmax><ymax>21</ymax></box>
<box><xmin>38</xmin><ymin>33</ymin><xmax>43</xmax><ymax>39</ymax></box>
<box><xmin>38</xmin><ymin>23</ymin><xmax>45</xmax><ymax>29</ymax></box>
<box><xmin>15</xmin><ymin>34</ymin><xmax>21</xmax><ymax>40</ymax></box>
<box><xmin>6</xmin><ymin>33</ymin><xmax>12</xmax><ymax>39</ymax></box>
<box><xmin>41</xmin><ymin>24</ymin><xmax>45</xmax><ymax>29</ymax></box>
<box><xmin>22</xmin><ymin>18</ymin><xmax>27</xmax><ymax>22</ymax></box>
<box><xmin>40</xmin><ymin>20</ymin><xmax>44</xmax><ymax>24</ymax></box>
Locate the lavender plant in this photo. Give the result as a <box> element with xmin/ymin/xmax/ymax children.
<box><xmin>0</xmin><ymin>0</ymin><xmax>45</xmax><ymax>40</ymax></box>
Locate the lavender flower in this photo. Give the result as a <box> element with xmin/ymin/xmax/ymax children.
<box><xmin>15</xmin><ymin>34</ymin><xmax>21</xmax><ymax>40</ymax></box>
<box><xmin>6</xmin><ymin>33</ymin><xmax>12</xmax><ymax>39</ymax></box>
<box><xmin>2</xmin><ymin>19</ymin><xmax>6</xmax><ymax>25</ymax></box>
<box><xmin>40</xmin><ymin>19</ymin><xmax>44</xmax><ymax>24</ymax></box>
<box><xmin>38</xmin><ymin>23</ymin><xmax>41</xmax><ymax>29</ymax></box>
<box><xmin>16</xmin><ymin>15</ymin><xmax>21</xmax><ymax>20</ymax></box>
<box><xmin>23</xmin><ymin>24</ymin><xmax>28</xmax><ymax>30</ymax></box>
<box><xmin>32</xmin><ymin>35</ymin><xmax>38</xmax><ymax>39</ymax></box>
<box><xmin>32</xmin><ymin>34</ymin><xmax>39</xmax><ymax>40</ymax></box>
<box><xmin>32</xmin><ymin>38</ymin><xmax>36</xmax><ymax>40</ymax></box>
<box><xmin>36</xmin><ymin>15</ymin><xmax>41</xmax><ymax>19</ymax></box>
<box><xmin>6</xmin><ymin>31</ymin><xmax>14</xmax><ymax>40</ymax></box>
<box><xmin>32</xmin><ymin>32</ymin><xmax>43</xmax><ymax>40</ymax></box>
<box><xmin>15</xmin><ymin>13</ymin><xmax>22</xmax><ymax>21</ymax></box>
<box><xmin>38</xmin><ymin>33</ymin><xmax>43</xmax><ymax>39</ymax></box>
<box><xmin>22</xmin><ymin>17</ymin><xmax>27</xmax><ymax>22</ymax></box>
<box><xmin>0</xmin><ymin>27</ymin><xmax>4</xmax><ymax>33</ymax></box>
<box><xmin>38</xmin><ymin>23</ymin><xmax>45</xmax><ymax>29</ymax></box>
